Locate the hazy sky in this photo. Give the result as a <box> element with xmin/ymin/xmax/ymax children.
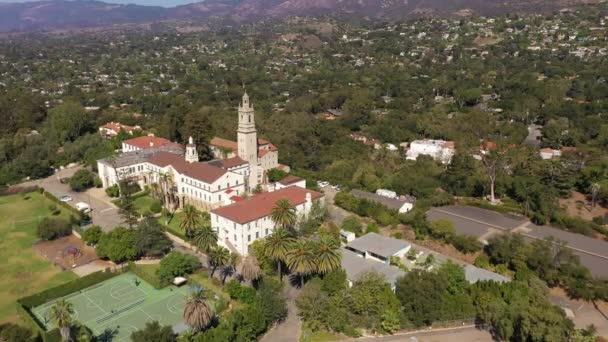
<box><xmin>0</xmin><ymin>0</ymin><xmax>199</xmax><ymax>7</ymax></box>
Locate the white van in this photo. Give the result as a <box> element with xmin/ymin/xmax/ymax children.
<box><xmin>75</xmin><ymin>202</ymin><xmax>92</xmax><ymax>214</ymax></box>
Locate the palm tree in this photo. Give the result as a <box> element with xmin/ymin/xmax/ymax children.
<box><xmin>239</xmin><ymin>255</ymin><xmax>262</xmax><ymax>284</ymax></box>
<box><xmin>183</xmin><ymin>287</ymin><xmax>214</xmax><ymax>332</ymax></box>
<box><xmin>286</xmin><ymin>240</ymin><xmax>316</xmax><ymax>288</ymax></box>
<box><xmin>590</xmin><ymin>183</ymin><xmax>601</xmax><ymax>208</ymax></box>
<box><xmin>180</xmin><ymin>204</ymin><xmax>201</xmax><ymax>239</ymax></box>
<box><xmin>264</xmin><ymin>228</ymin><xmax>295</xmax><ymax>280</ymax></box>
<box><xmin>314</xmin><ymin>235</ymin><xmax>342</xmax><ymax>274</ymax></box>
<box><xmin>192</xmin><ymin>226</ymin><xmax>218</xmax><ymax>254</ymax></box>
<box><xmin>49</xmin><ymin>299</ymin><xmax>74</xmax><ymax>342</ymax></box>
<box><xmin>270</xmin><ymin>199</ymin><xmax>297</xmax><ymax>230</ymax></box>
<box><xmin>208</xmin><ymin>246</ymin><xmax>230</xmax><ymax>277</ymax></box>
<box><xmin>220</xmin><ymin>253</ymin><xmax>239</xmax><ymax>285</ymax></box>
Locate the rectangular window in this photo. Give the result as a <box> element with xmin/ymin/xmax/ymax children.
<box><xmin>265</xmin><ymin>229</ymin><xmax>268</xmax><ymax>235</ymax></box>
<box><xmin>248</xmin><ymin>235</ymin><xmax>251</xmax><ymax>242</ymax></box>
<box><xmin>234</xmin><ymin>234</ymin><xmax>237</xmax><ymax>241</ymax></box>
<box><xmin>256</xmin><ymin>232</ymin><xmax>259</xmax><ymax>239</ymax></box>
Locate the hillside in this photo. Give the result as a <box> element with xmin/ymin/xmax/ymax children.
<box><xmin>0</xmin><ymin>0</ymin><xmax>605</xmax><ymax>32</ymax></box>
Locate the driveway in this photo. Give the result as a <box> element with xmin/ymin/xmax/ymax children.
<box><xmin>23</xmin><ymin>166</ymin><xmax>123</xmax><ymax>231</ymax></box>
<box><xmin>427</xmin><ymin>205</ymin><xmax>608</xmax><ymax>278</ymax></box>
<box><xmin>322</xmin><ymin>187</ymin><xmax>350</xmax><ymax>225</ymax></box>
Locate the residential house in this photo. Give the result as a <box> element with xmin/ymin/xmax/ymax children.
<box><xmin>406</xmin><ymin>139</ymin><xmax>456</xmax><ymax>164</ymax></box>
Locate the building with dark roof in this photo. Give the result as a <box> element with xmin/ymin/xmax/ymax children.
<box><xmin>345</xmin><ymin>232</ymin><xmax>411</xmax><ymax>264</ymax></box>
<box><xmin>211</xmin><ymin>186</ymin><xmax>324</xmax><ymax>255</ymax></box>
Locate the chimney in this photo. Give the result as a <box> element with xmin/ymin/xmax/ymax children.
<box><xmin>149</xmin><ymin>142</ymin><xmax>154</xmax><ymax>147</ymax></box>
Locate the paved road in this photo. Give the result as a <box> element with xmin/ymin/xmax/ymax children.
<box><xmin>427</xmin><ymin>205</ymin><xmax>608</xmax><ymax>278</ymax></box>
<box><xmin>260</xmin><ymin>285</ymin><xmax>302</xmax><ymax>342</ymax></box>
<box><xmin>21</xmin><ymin>166</ymin><xmax>122</xmax><ymax>231</ymax></box>
<box><xmin>322</xmin><ymin>187</ymin><xmax>350</xmax><ymax>225</ymax></box>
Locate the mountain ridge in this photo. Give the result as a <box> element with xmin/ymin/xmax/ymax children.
<box><xmin>0</xmin><ymin>0</ymin><xmax>604</xmax><ymax>32</ymax></box>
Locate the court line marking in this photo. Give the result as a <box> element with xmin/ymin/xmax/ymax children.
<box><xmin>83</xmin><ymin>292</ymin><xmax>108</xmax><ymax>315</ymax></box>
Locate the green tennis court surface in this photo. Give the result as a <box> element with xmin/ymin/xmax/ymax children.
<box><xmin>32</xmin><ymin>273</ymin><xmax>192</xmax><ymax>341</ymax></box>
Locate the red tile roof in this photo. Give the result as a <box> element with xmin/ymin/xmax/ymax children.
<box><xmin>124</xmin><ymin>136</ymin><xmax>180</xmax><ymax>149</ymax></box>
<box><xmin>147</xmin><ymin>151</ymin><xmax>227</xmax><ymax>183</ymax></box>
<box><xmin>218</xmin><ymin>156</ymin><xmax>248</xmax><ymax>169</ymax></box>
<box><xmin>278</xmin><ymin>175</ymin><xmax>303</xmax><ymax>185</ymax></box>
<box><xmin>210</xmin><ymin>137</ymin><xmax>238</xmax><ymax>150</ymax></box>
<box><xmin>212</xmin><ymin>186</ymin><xmax>324</xmax><ymax>224</ymax></box>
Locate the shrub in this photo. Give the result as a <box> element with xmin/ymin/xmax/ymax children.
<box><xmin>82</xmin><ymin>225</ymin><xmax>103</xmax><ymax>245</ymax></box>
<box><xmin>37</xmin><ymin>217</ymin><xmax>71</xmax><ymax>240</ymax></box>
<box><xmin>474</xmin><ymin>254</ymin><xmax>490</xmax><ymax>268</ymax></box>
<box><xmin>96</xmin><ymin>227</ymin><xmax>138</xmax><ymax>263</ymax></box>
<box><xmin>93</xmin><ymin>176</ymin><xmax>103</xmax><ymax>188</ymax></box>
<box><xmin>48</xmin><ymin>204</ymin><xmax>61</xmax><ymax>216</ymax></box>
<box><xmin>69</xmin><ymin>169</ymin><xmax>96</xmax><ymax>192</ymax></box>
<box><xmin>391</xmin><ymin>232</ymin><xmax>403</xmax><ymax>239</ymax></box>
<box><xmin>449</xmin><ymin>234</ymin><xmax>483</xmax><ymax>254</ymax></box>
<box><xmin>341</xmin><ymin>216</ymin><xmax>363</xmax><ymax>236</ymax></box>
<box><xmin>0</xmin><ymin>323</ymin><xmax>37</xmax><ymax>342</ymax></box>
<box><xmin>150</xmin><ymin>201</ymin><xmax>162</xmax><ymax>214</ymax></box>
<box><xmin>226</xmin><ymin>279</ymin><xmax>257</xmax><ymax>304</ymax></box>
<box><xmin>158</xmin><ymin>251</ymin><xmax>201</xmax><ymax>281</ymax></box>
<box><xmin>105</xmin><ymin>184</ymin><xmax>120</xmax><ymax>197</ymax></box>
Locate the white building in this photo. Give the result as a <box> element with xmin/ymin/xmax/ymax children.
<box><xmin>121</xmin><ymin>136</ymin><xmax>181</xmax><ymax>153</ymax></box>
<box><xmin>97</xmin><ymin>93</ymin><xmax>291</xmax><ymax>210</ymax></box>
<box><xmin>97</xmin><ymin>138</ymin><xmax>247</xmax><ymax>210</ymax></box>
<box><xmin>405</xmin><ymin>139</ymin><xmax>456</xmax><ymax>164</ymax></box>
<box><xmin>209</xmin><ymin>93</ymin><xmax>289</xmax><ymax>190</ymax></box>
<box><xmin>211</xmin><ymin>185</ymin><xmax>324</xmax><ymax>255</ymax></box>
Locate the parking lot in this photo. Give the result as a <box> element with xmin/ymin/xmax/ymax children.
<box><xmin>27</xmin><ymin>166</ymin><xmax>122</xmax><ymax>231</ymax></box>
<box><xmin>427</xmin><ymin>205</ymin><xmax>608</xmax><ymax>278</ymax></box>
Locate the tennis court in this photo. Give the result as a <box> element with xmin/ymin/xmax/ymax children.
<box><xmin>32</xmin><ymin>273</ymin><xmax>193</xmax><ymax>341</ymax></box>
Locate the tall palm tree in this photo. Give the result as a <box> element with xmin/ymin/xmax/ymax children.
<box><xmin>239</xmin><ymin>255</ymin><xmax>262</xmax><ymax>284</ymax></box>
<box><xmin>286</xmin><ymin>240</ymin><xmax>316</xmax><ymax>288</ymax></box>
<box><xmin>208</xmin><ymin>246</ymin><xmax>230</xmax><ymax>277</ymax></box>
<box><xmin>49</xmin><ymin>299</ymin><xmax>74</xmax><ymax>342</ymax></box>
<box><xmin>180</xmin><ymin>204</ymin><xmax>201</xmax><ymax>239</ymax></box>
<box><xmin>192</xmin><ymin>226</ymin><xmax>218</xmax><ymax>254</ymax></box>
<box><xmin>183</xmin><ymin>287</ymin><xmax>214</xmax><ymax>332</ymax></box>
<box><xmin>264</xmin><ymin>228</ymin><xmax>295</xmax><ymax>279</ymax></box>
<box><xmin>314</xmin><ymin>235</ymin><xmax>342</xmax><ymax>274</ymax></box>
<box><xmin>270</xmin><ymin>199</ymin><xmax>297</xmax><ymax>230</ymax></box>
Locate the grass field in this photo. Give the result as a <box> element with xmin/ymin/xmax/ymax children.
<box><xmin>0</xmin><ymin>192</ymin><xmax>78</xmax><ymax>323</ymax></box>
<box><xmin>160</xmin><ymin>212</ymin><xmax>186</xmax><ymax>235</ymax></box>
<box><xmin>133</xmin><ymin>195</ymin><xmax>161</xmax><ymax>216</ymax></box>
<box><xmin>32</xmin><ymin>272</ymin><xmax>207</xmax><ymax>341</ymax></box>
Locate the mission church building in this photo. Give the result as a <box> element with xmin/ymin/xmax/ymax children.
<box><xmin>97</xmin><ymin>93</ymin><xmax>282</xmax><ymax>210</ymax></box>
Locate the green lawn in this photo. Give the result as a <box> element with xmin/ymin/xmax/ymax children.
<box><xmin>133</xmin><ymin>195</ymin><xmax>161</xmax><ymax>216</ymax></box>
<box><xmin>0</xmin><ymin>192</ymin><xmax>78</xmax><ymax>323</ymax></box>
<box><xmin>159</xmin><ymin>211</ymin><xmax>186</xmax><ymax>236</ymax></box>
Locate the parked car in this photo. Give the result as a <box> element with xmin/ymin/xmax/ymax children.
<box><xmin>317</xmin><ymin>181</ymin><xmax>330</xmax><ymax>188</ymax></box>
<box><xmin>75</xmin><ymin>202</ymin><xmax>92</xmax><ymax>214</ymax></box>
<box><xmin>59</xmin><ymin>195</ymin><xmax>72</xmax><ymax>202</ymax></box>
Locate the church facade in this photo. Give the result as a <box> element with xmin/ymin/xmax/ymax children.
<box><xmin>96</xmin><ymin>94</ymin><xmax>282</xmax><ymax>210</ymax></box>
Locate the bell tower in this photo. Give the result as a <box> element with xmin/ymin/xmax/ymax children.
<box><xmin>237</xmin><ymin>93</ymin><xmax>258</xmax><ymax>166</ymax></box>
<box><xmin>185</xmin><ymin>136</ymin><xmax>199</xmax><ymax>163</ymax></box>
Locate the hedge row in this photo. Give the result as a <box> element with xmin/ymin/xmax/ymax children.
<box><xmin>18</xmin><ymin>269</ymin><xmax>120</xmax><ymax>308</ymax></box>
<box><xmin>129</xmin><ymin>263</ymin><xmax>167</xmax><ymax>289</ymax></box>
<box><xmin>39</xmin><ymin>187</ymin><xmax>82</xmax><ymax>217</ymax></box>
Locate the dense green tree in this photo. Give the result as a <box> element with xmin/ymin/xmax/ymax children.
<box><xmin>96</xmin><ymin>226</ymin><xmax>138</xmax><ymax>263</ymax></box>
<box><xmin>130</xmin><ymin>321</ymin><xmax>176</xmax><ymax>342</ymax></box>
